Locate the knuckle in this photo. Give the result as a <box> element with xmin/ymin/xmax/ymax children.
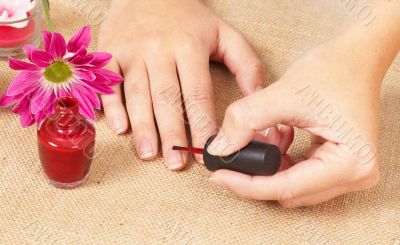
<box><xmin>280</xmin><ymin>188</ymin><xmax>296</xmax><ymax>202</ymax></box>
<box><xmin>278</xmin><ymin>171</ymin><xmax>298</xmax><ymax>201</ymax></box>
<box><xmin>225</xmin><ymin>102</ymin><xmax>247</xmax><ymax>127</ymax></box>
<box><xmin>179</xmin><ymin>33</ymin><xmax>203</xmax><ymax>52</ymax></box>
<box><xmin>144</xmin><ymin>34</ymin><xmax>167</xmax><ymax>51</ymax></box>
<box><xmin>353</xmin><ymin>157</ymin><xmax>380</xmax><ymax>183</ymax></box>
<box><xmin>155</xmin><ymin>84</ymin><xmax>182</xmax><ymax>107</ymax></box>
<box><xmin>226</xmin><ymin>99</ymin><xmax>257</xmax><ymax>130</ymax></box>
<box><xmin>184</xmin><ymin>88</ymin><xmax>213</xmax><ymax>105</ymax></box>
<box><xmin>161</xmin><ymin>131</ymin><xmax>185</xmax><ymax>145</ymax></box>
<box><xmin>237</xmin><ymin>191</ymin><xmax>255</xmax><ymax>200</ymax></box>
<box><xmin>247</xmin><ymin>60</ymin><xmax>265</xmax><ymax>75</ymax></box>
<box><xmin>124</xmin><ymin>82</ymin><xmax>145</xmax><ymax>100</ymax></box>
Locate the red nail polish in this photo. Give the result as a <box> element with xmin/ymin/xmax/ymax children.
<box><xmin>37</xmin><ymin>96</ymin><xmax>96</xmax><ymax>189</ymax></box>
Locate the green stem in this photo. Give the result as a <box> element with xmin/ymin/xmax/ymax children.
<box><xmin>41</xmin><ymin>0</ymin><xmax>52</xmax><ymax>31</ymax></box>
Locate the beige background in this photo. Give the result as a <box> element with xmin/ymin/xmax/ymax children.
<box><xmin>1</xmin><ymin>0</ymin><xmax>399</xmax><ymax>244</ymax></box>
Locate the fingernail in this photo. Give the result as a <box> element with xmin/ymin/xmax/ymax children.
<box><xmin>195</xmin><ymin>154</ymin><xmax>204</xmax><ymax>164</ymax></box>
<box><xmin>209</xmin><ymin>175</ymin><xmax>224</xmax><ymax>187</ymax></box>
<box><xmin>256</xmin><ymin>85</ymin><xmax>264</xmax><ymax>91</ymax></box>
<box><xmin>258</xmin><ymin>128</ymin><xmax>270</xmax><ymax>137</ymax></box>
<box><xmin>112</xmin><ymin>118</ymin><xmax>124</xmax><ymax>134</ymax></box>
<box><xmin>207</xmin><ymin>132</ymin><xmax>234</xmax><ymax>156</ymax></box>
<box><xmin>167</xmin><ymin>149</ymin><xmax>184</xmax><ymax>171</ymax></box>
<box><xmin>139</xmin><ymin>138</ymin><xmax>154</xmax><ymax>160</ymax></box>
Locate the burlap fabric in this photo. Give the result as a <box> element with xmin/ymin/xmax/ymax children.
<box><xmin>0</xmin><ymin>0</ymin><xmax>399</xmax><ymax>244</ymax></box>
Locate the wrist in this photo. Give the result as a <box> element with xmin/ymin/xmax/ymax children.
<box><xmin>325</xmin><ymin>2</ymin><xmax>400</xmax><ymax>83</ymax></box>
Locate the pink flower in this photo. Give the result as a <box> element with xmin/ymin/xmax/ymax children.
<box><xmin>0</xmin><ymin>26</ymin><xmax>123</xmax><ymax>127</ymax></box>
<box><xmin>0</xmin><ymin>0</ymin><xmax>35</xmax><ymax>28</ymax></box>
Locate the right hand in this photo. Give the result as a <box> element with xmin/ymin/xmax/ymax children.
<box><xmin>98</xmin><ymin>0</ymin><xmax>265</xmax><ymax>170</ymax></box>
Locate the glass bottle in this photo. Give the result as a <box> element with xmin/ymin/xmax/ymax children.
<box><xmin>38</xmin><ymin>96</ymin><xmax>96</xmax><ymax>189</ymax></box>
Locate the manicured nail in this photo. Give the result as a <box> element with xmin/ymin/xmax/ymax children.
<box><xmin>207</xmin><ymin>132</ymin><xmax>233</xmax><ymax>156</ymax></box>
<box><xmin>112</xmin><ymin>118</ymin><xmax>124</xmax><ymax>135</ymax></box>
<box><xmin>139</xmin><ymin>138</ymin><xmax>154</xmax><ymax>160</ymax></box>
<box><xmin>167</xmin><ymin>149</ymin><xmax>184</xmax><ymax>170</ymax></box>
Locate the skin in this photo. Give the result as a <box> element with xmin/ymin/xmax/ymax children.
<box><xmin>98</xmin><ymin>0</ymin><xmax>264</xmax><ymax>170</ymax></box>
<box><xmin>207</xmin><ymin>1</ymin><xmax>400</xmax><ymax>207</ymax></box>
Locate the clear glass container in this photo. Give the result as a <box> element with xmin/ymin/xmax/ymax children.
<box><xmin>0</xmin><ymin>0</ymin><xmax>42</xmax><ymax>58</ymax></box>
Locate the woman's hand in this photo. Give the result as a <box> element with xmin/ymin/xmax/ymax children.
<box><xmin>98</xmin><ymin>0</ymin><xmax>264</xmax><ymax>170</ymax></box>
<box><xmin>207</xmin><ymin>3</ymin><xmax>400</xmax><ymax>207</ymax></box>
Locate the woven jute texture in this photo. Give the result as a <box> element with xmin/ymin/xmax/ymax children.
<box><xmin>1</xmin><ymin>0</ymin><xmax>399</xmax><ymax>244</ymax></box>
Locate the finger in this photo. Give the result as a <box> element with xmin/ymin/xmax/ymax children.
<box><xmin>281</xmin><ymin>165</ymin><xmax>378</xmax><ymax>208</ymax></box>
<box><xmin>257</xmin><ymin>125</ymin><xmax>294</xmax><ymax>154</ymax></box>
<box><xmin>276</xmin><ymin>125</ymin><xmax>295</xmax><ymax>154</ymax></box>
<box><xmin>101</xmin><ymin>57</ymin><xmax>129</xmax><ymax>134</ymax></box>
<box><xmin>146</xmin><ymin>57</ymin><xmax>188</xmax><ymax>170</ymax></box>
<box><xmin>207</xmin><ymin>89</ymin><xmax>295</xmax><ymax>156</ymax></box>
<box><xmin>176</xmin><ymin>48</ymin><xmax>217</xmax><ymax>163</ymax></box>
<box><xmin>210</xmin><ymin>142</ymin><xmax>357</xmax><ymax>200</ymax></box>
<box><xmin>278</xmin><ymin>185</ymin><xmax>349</xmax><ymax>208</ymax></box>
<box><xmin>212</xmin><ymin>22</ymin><xmax>265</xmax><ymax>95</ymax></box>
<box><xmin>123</xmin><ymin>60</ymin><xmax>158</xmax><ymax>160</ymax></box>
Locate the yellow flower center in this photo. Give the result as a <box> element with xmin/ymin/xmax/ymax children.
<box><xmin>44</xmin><ymin>61</ymin><xmax>72</xmax><ymax>83</ymax></box>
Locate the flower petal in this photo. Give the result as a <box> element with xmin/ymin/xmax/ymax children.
<box><xmin>57</xmin><ymin>89</ymin><xmax>71</xmax><ymax>97</ymax></box>
<box><xmin>23</xmin><ymin>45</ymin><xmax>42</xmax><ymax>62</ymax></box>
<box><xmin>33</xmin><ymin>93</ymin><xmax>56</xmax><ymax>125</ymax></box>
<box><xmin>75</xmin><ymin>69</ymin><xmax>96</xmax><ymax>81</ymax></box>
<box><xmin>12</xmin><ymin>95</ymin><xmax>35</xmax><ymax>127</ymax></box>
<box><xmin>67</xmin><ymin>26</ymin><xmax>92</xmax><ymax>53</ymax></box>
<box><xmin>92</xmin><ymin>69</ymin><xmax>124</xmax><ymax>86</ymax></box>
<box><xmin>20</xmin><ymin>111</ymin><xmax>35</xmax><ymax>128</ymax></box>
<box><xmin>71</xmin><ymin>85</ymin><xmax>95</xmax><ymax>120</ymax></box>
<box><xmin>30</xmin><ymin>87</ymin><xmax>54</xmax><ymax>114</ymax></box>
<box><xmin>9</xmin><ymin>58</ymin><xmax>39</xmax><ymax>71</ymax></box>
<box><xmin>6</xmin><ymin>71</ymin><xmax>42</xmax><ymax>96</ymax></box>
<box><xmin>49</xmin><ymin>32</ymin><xmax>67</xmax><ymax>58</ymax></box>
<box><xmin>83</xmin><ymin>77</ymin><xmax>114</xmax><ymax>95</ymax></box>
<box><xmin>90</xmin><ymin>52</ymin><xmax>112</xmax><ymax>67</ymax></box>
<box><xmin>80</xmin><ymin>84</ymin><xmax>101</xmax><ymax>109</ymax></box>
<box><xmin>42</xmin><ymin>31</ymin><xmax>53</xmax><ymax>52</ymax></box>
<box><xmin>75</xmin><ymin>46</ymin><xmax>88</xmax><ymax>56</ymax></box>
<box><xmin>31</xmin><ymin>51</ymin><xmax>54</xmax><ymax>67</ymax></box>
<box><xmin>0</xmin><ymin>94</ymin><xmax>20</xmax><ymax>107</ymax></box>
<box><xmin>66</xmin><ymin>47</ymin><xmax>88</xmax><ymax>63</ymax></box>
<box><xmin>70</xmin><ymin>54</ymin><xmax>95</xmax><ymax>65</ymax></box>
<box><xmin>12</xmin><ymin>95</ymin><xmax>31</xmax><ymax>113</ymax></box>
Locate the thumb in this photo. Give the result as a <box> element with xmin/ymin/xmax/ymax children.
<box><xmin>207</xmin><ymin>87</ymin><xmax>301</xmax><ymax>156</ymax></box>
<box><xmin>212</xmin><ymin>22</ymin><xmax>265</xmax><ymax>95</ymax></box>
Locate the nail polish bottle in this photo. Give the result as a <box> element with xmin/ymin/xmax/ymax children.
<box><xmin>37</xmin><ymin>96</ymin><xmax>96</xmax><ymax>189</ymax></box>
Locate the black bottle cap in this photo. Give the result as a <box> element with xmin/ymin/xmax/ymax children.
<box><xmin>203</xmin><ymin>136</ymin><xmax>281</xmax><ymax>176</ymax></box>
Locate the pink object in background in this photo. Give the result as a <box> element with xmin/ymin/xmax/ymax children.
<box><xmin>0</xmin><ymin>0</ymin><xmax>41</xmax><ymax>57</ymax></box>
<box><xmin>0</xmin><ymin>18</ymin><xmax>36</xmax><ymax>48</ymax></box>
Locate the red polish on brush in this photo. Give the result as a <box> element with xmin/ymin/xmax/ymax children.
<box><xmin>173</xmin><ymin>136</ymin><xmax>282</xmax><ymax>176</ymax></box>
<box><xmin>172</xmin><ymin>146</ymin><xmax>204</xmax><ymax>155</ymax></box>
